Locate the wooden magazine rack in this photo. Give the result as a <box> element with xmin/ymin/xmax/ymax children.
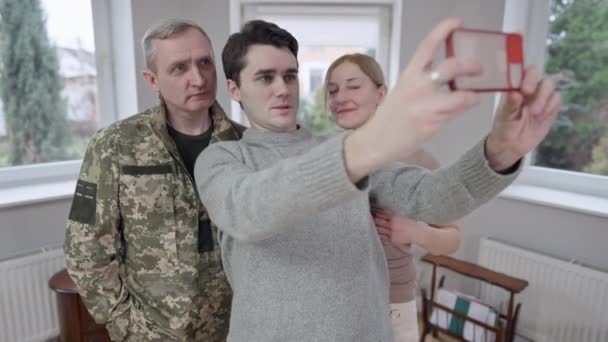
<box><xmin>419</xmin><ymin>254</ymin><xmax>528</xmax><ymax>342</ymax></box>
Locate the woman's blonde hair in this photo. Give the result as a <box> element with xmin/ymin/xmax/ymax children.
<box><xmin>325</xmin><ymin>53</ymin><xmax>386</xmax><ymax>89</ymax></box>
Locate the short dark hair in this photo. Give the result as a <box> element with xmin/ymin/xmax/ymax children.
<box><xmin>221</xmin><ymin>20</ymin><xmax>299</xmax><ymax>86</ymax></box>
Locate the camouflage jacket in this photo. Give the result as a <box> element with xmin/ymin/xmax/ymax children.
<box><xmin>64</xmin><ymin>101</ymin><xmax>244</xmax><ymax>341</ymax></box>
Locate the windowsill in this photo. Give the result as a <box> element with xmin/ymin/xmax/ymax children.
<box><xmin>0</xmin><ymin>180</ymin><xmax>76</xmax><ymax>209</ymax></box>
<box><xmin>2</xmin><ymin>178</ymin><xmax>607</xmax><ymax>219</ymax></box>
<box><xmin>499</xmin><ymin>184</ymin><xmax>608</xmax><ymax>218</ymax></box>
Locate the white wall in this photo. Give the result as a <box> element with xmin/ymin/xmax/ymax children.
<box><xmin>399</xmin><ymin>0</ymin><xmax>503</xmax><ymax>164</ymax></box>
<box><xmin>1</xmin><ymin>1</ymin><xmax>606</xmax><ymax>295</ymax></box>
<box><xmin>0</xmin><ymin>200</ymin><xmax>70</xmax><ymax>259</ymax></box>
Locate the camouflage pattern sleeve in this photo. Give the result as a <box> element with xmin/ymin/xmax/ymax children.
<box><xmin>64</xmin><ymin>129</ymin><xmax>131</xmax><ymax>332</ymax></box>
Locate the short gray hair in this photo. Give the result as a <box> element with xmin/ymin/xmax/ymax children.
<box><xmin>142</xmin><ymin>19</ymin><xmax>212</xmax><ymax>70</ymax></box>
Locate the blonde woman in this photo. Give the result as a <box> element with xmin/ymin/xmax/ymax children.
<box><xmin>325</xmin><ymin>53</ymin><xmax>461</xmax><ymax>342</ymax></box>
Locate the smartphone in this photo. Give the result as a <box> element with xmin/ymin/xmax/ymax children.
<box><xmin>446</xmin><ymin>28</ymin><xmax>524</xmax><ymax>92</ymax></box>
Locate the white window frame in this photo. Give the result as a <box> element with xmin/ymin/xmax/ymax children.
<box><xmin>300</xmin><ymin>63</ymin><xmax>327</xmax><ymax>97</ymax></box>
<box><xmin>502</xmin><ymin>0</ymin><xmax>608</xmax><ymax>201</ymax></box>
<box><xmin>0</xmin><ymin>0</ymin><xmax>117</xmax><ymax>190</ymax></box>
<box><xmin>228</xmin><ymin>0</ymin><xmax>402</xmax><ymax>124</ymax></box>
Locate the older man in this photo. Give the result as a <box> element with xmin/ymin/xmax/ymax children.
<box><xmin>65</xmin><ymin>19</ymin><xmax>244</xmax><ymax>341</ymax></box>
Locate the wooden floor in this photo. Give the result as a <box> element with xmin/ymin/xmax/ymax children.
<box><xmin>46</xmin><ymin>331</ymin><xmax>460</xmax><ymax>342</ymax></box>
<box><xmin>418</xmin><ymin>315</ymin><xmax>460</xmax><ymax>342</ymax></box>
<box><xmin>44</xmin><ymin>318</ymin><xmax>460</xmax><ymax>342</ymax></box>
<box><xmin>423</xmin><ymin>332</ymin><xmax>460</xmax><ymax>342</ymax></box>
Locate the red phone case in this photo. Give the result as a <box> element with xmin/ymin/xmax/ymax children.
<box><xmin>446</xmin><ymin>28</ymin><xmax>524</xmax><ymax>92</ymax></box>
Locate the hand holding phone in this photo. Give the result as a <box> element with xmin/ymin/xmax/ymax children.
<box><xmin>446</xmin><ymin>28</ymin><xmax>524</xmax><ymax>92</ymax></box>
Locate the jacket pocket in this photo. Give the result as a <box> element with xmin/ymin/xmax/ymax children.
<box><xmin>119</xmin><ymin>164</ymin><xmax>179</xmax><ymax>271</ymax></box>
<box><xmin>106</xmin><ymin>303</ymin><xmax>132</xmax><ymax>342</ymax></box>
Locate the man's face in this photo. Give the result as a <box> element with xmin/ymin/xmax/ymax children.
<box><xmin>143</xmin><ymin>28</ymin><xmax>217</xmax><ymax>116</ymax></box>
<box><xmin>227</xmin><ymin>44</ymin><xmax>299</xmax><ymax>132</ymax></box>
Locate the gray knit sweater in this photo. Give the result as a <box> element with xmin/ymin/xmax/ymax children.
<box><xmin>194</xmin><ymin>127</ymin><xmax>518</xmax><ymax>342</ymax></box>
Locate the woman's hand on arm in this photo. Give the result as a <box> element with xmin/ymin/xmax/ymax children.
<box><xmin>371</xmin><ymin>207</ymin><xmax>461</xmax><ymax>255</ymax></box>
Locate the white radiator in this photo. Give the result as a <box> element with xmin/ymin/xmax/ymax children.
<box><xmin>478</xmin><ymin>237</ymin><xmax>608</xmax><ymax>342</ymax></box>
<box><xmin>0</xmin><ymin>247</ymin><xmax>65</xmax><ymax>342</ymax></box>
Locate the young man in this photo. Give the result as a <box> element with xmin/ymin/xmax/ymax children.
<box><xmin>65</xmin><ymin>20</ymin><xmax>244</xmax><ymax>341</ymax></box>
<box><xmin>194</xmin><ymin>19</ymin><xmax>560</xmax><ymax>341</ymax></box>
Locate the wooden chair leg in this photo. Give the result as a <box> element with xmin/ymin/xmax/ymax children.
<box><xmin>419</xmin><ymin>288</ymin><xmax>430</xmax><ymax>342</ymax></box>
<box><xmin>508</xmin><ymin>303</ymin><xmax>522</xmax><ymax>342</ymax></box>
<box><xmin>419</xmin><ymin>325</ymin><xmax>429</xmax><ymax>342</ymax></box>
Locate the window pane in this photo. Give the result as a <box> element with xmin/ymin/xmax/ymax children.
<box><xmin>0</xmin><ymin>0</ymin><xmax>97</xmax><ymax>168</ymax></box>
<box><xmin>533</xmin><ymin>0</ymin><xmax>608</xmax><ymax>176</ymax></box>
<box><xmin>309</xmin><ymin>67</ymin><xmax>324</xmax><ymax>94</ymax></box>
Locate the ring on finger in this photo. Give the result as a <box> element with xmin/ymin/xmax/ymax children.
<box><xmin>429</xmin><ymin>70</ymin><xmax>445</xmax><ymax>87</ymax></box>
